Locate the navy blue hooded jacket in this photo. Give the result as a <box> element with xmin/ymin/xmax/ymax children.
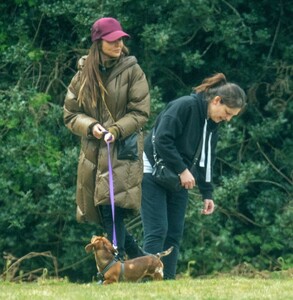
<box><xmin>144</xmin><ymin>93</ymin><xmax>219</xmax><ymax>199</ymax></box>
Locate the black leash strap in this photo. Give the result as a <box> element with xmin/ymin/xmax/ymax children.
<box><xmin>97</xmin><ymin>258</ymin><xmax>119</xmax><ymax>284</ymax></box>
<box><xmin>152</xmin><ymin>128</ymin><xmax>203</xmax><ymax>170</ymax></box>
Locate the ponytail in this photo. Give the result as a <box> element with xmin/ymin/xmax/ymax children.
<box><xmin>194</xmin><ymin>73</ymin><xmax>227</xmax><ymax>93</ymax></box>
<box><xmin>194</xmin><ymin>73</ymin><xmax>246</xmax><ymax>110</ymax></box>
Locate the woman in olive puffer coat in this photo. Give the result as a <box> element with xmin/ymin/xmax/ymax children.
<box><xmin>64</xmin><ymin>17</ymin><xmax>150</xmax><ymax>259</ymax></box>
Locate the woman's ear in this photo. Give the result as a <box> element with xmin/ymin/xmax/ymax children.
<box><xmin>212</xmin><ymin>96</ymin><xmax>222</xmax><ymax>105</ymax></box>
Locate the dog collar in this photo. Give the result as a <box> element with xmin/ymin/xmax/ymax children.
<box><xmin>97</xmin><ymin>258</ymin><xmax>119</xmax><ymax>283</ymax></box>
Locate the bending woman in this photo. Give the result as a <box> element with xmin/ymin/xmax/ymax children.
<box><xmin>141</xmin><ymin>73</ymin><xmax>246</xmax><ymax>279</ymax></box>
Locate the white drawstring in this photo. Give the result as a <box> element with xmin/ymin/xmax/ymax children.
<box><xmin>199</xmin><ymin>119</ymin><xmax>207</xmax><ymax>167</ymax></box>
<box><xmin>199</xmin><ymin>119</ymin><xmax>212</xmax><ymax>182</ymax></box>
<box><xmin>206</xmin><ymin>133</ymin><xmax>212</xmax><ymax>182</ymax></box>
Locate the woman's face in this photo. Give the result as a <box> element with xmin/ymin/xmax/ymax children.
<box><xmin>101</xmin><ymin>38</ymin><xmax>124</xmax><ymax>59</ymax></box>
<box><xmin>208</xmin><ymin>96</ymin><xmax>241</xmax><ymax>123</ymax></box>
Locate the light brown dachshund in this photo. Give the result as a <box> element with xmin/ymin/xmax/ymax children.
<box><xmin>85</xmin><ymin>235</ymin><xmax>173</xmax><ymax>284</ymax></box>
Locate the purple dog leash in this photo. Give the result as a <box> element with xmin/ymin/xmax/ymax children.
<box><xmin>105</xmin><ymin>134</ymin><xmax>117</xmax><ymax>249</ymax></box>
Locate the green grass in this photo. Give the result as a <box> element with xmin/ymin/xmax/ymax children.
<box><xmin>1</xmin><ymin>277</ymin><xmax>293</xmax><ymax>300</ymax></box>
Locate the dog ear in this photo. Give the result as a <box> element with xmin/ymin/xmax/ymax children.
<box><xmin>85</xmin><ymin>243</ymin><xmax>94</xmax><ymax>253</ymax></box>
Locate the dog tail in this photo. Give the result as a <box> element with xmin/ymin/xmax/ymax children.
<box><xmin>156</xmin><ymin>246</ymin><xmax>174</xmax><ymax>258</ymax></box>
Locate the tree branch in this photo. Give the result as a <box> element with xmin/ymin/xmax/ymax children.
<box><xmin>265</xmin><ymin>0</ymin><xmax>284</xmax><ymax>66</ymax></box>
<box><xmin>256</xmin><ymin>142</ymin><xmax>293</xmax><ymax>185</ymax></box>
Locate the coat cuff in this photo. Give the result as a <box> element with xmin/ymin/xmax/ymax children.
<box><xmin>201</xmin><ymin>191</ymin><xmax>213</xmax><ymax>200</ymax></box>
<box><xmin>108</xmin><ymin>126</ymin><xmax>120</xmax><ymax>139</ymax></box>
<box><xmin>87</xmin><ymin>122</ymin><xmax>99</xmax><ymax>138</ymax></box>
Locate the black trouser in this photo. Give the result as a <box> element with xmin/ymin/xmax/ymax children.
<box><xmin>100</xmin><ymin>205</ymin><xmax>142</xmax><ymax>259</ymax></box>
<box><xmin>141</xmin><ymin>173</ymin><xmax>189</xmax><ymax>279</ymax></box>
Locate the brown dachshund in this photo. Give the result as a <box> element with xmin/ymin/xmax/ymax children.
<box><xmin>85</xmin><ymin>235</ymin><xmax>173</xmax><ymax>284</ymax></box>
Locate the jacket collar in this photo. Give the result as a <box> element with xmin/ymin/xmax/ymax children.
<box><xmin>105</xmin><ymin>56</ymin><xmax>137</xmax><ymax>85</ymax></box>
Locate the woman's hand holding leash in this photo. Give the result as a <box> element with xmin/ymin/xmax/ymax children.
<box><xmin>104</xmin><ymin>132</ymin><xmax>115</xmax><ymax>143</ymax></box>
<box><xmin>92</xmin><ymin>124</ymin><xmax>115</xmax><ymax>143</ymax></box>
<box><xmin>92</xmin><ymin>124</ymin><xmax>107</xmax><ymax>139</ymax></box>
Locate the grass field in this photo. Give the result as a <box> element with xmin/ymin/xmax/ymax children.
<box><xmin>1</xmin><ymin>277</ymin><xmax>293</xmax><ymax>300</ymax></box>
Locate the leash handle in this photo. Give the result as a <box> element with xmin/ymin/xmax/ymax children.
<box><xmin>106</xmin><ymin>138</ymin><xmax>117</xmax><ymax>249</ymax></box>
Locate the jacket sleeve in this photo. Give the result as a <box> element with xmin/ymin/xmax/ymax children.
<box><xmin>155</xmin><ymin>112</ymin><xmax>188</xmax><ymax>175</ymax></box>
<box><xmin>195</xmin><ymin>168</ymin><xmax>214</xmax><ymax>200</ymax></box>
<box><xmin>63</xmin><ymin>71</ymin><xmax>99</xmax><ymax>138</ymax></box>
<box><xmin>109</xmin><ymin>64</ymin><xmax>150</xmax><ymax>139</ymax></box>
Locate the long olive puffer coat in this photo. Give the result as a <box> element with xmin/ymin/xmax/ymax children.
<box><xmin>64</xmin><ymin>55</ymin><xmax>150</xmax><ymax>224</ymax></box>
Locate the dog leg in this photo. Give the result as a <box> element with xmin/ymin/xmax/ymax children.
<box><xmin>103</xmin><ymin>279</ymin><xmax>117</xmax><ymax>285</ymax></box>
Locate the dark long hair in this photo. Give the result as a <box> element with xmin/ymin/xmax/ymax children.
<box><xmin>78</xmin><ymin>41</ymin><xmax>129</xmax><ymax>108</ymax></box>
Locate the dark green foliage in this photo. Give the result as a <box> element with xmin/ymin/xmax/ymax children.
<box><xmin>0</xmin><ymin>0</ymin><xmax>292</xmax><ymax>281</ymax></box>
<box><xmin>0</xmin><ymin>88</ymin><xmax>100</xmax><ymax>281</ymax></box>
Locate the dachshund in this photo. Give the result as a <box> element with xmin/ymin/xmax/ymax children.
<box><xmin>85</xmin><ymin>235</ymin><xmax>173</xmax><ymax>284</ymax></box>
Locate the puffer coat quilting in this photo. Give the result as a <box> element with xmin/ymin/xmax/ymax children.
<box><xmin>64</xmin><ymin>55</ymin><xmax>150</xmax><ymax>224</ymax></box>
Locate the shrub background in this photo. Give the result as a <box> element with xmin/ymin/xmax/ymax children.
<box><xmin>0</xmin><ymin>0</ymin><xmax>292</xmax><ymax>282</ymax></box>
